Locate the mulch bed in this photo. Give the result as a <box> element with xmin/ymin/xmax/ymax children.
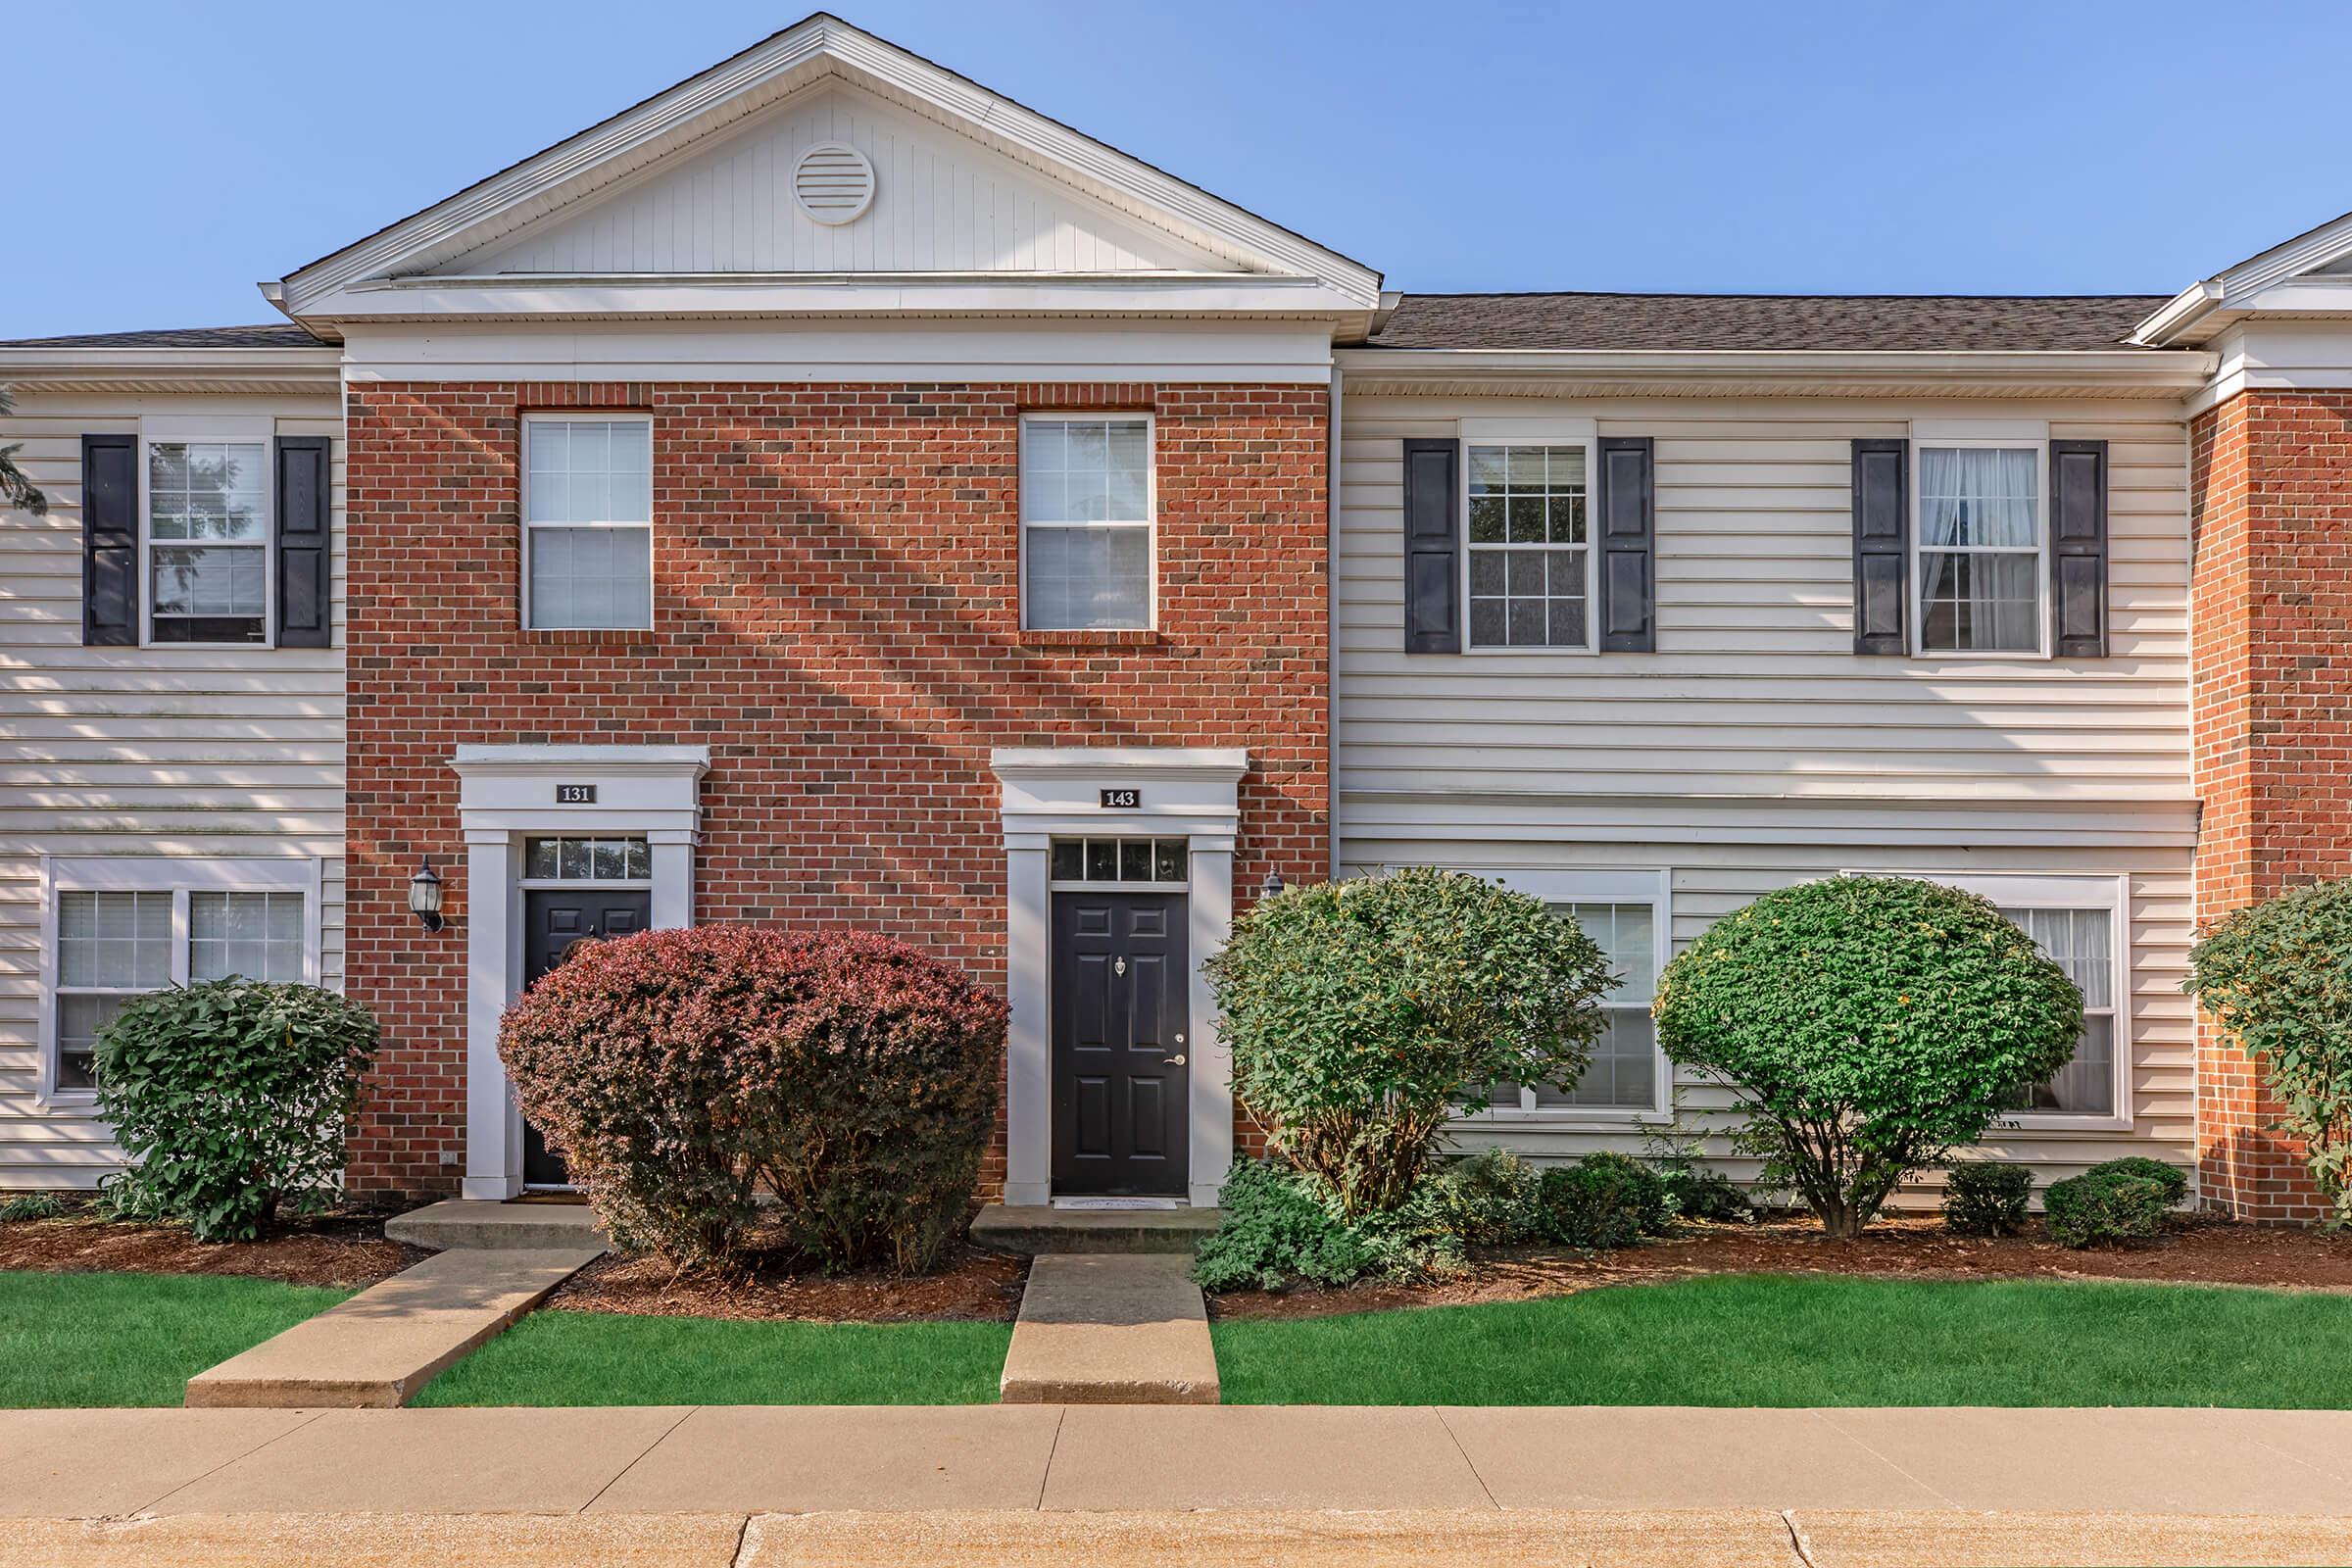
<box><xmin>1208</xmin><ymin>1212</ymin><xmax>2352</xmax><ymax>1320</ymax></box>
<box><xmin>546</xmin><ymin>1240</ymin><xmax>1029</xmax><ymax>1323</ymax></box>
<box><xmin>0</xmin><ymin>1202</ymin><xmax>424</xmax><ymax>1290</ymax></box>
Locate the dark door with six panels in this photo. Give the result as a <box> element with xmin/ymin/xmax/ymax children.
<box><xmin>1051</xmin><ymin>891</ymin><xmax>1190</xmax><ymax>1196</ymax></box>
<box><xmin>519</xmin><ymin>888</ymin><xmax>652</xmax><ymax>1188</ymax></box>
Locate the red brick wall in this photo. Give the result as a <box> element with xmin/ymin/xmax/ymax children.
<box><xmin>2188</xmin><ymin>389</ymin><xmax>2352</xmax><ymax>1221</ymax></box>
<box><xmin>342</xmin><ymin>380</ymin><xmax>1330</xmax><ymax>1197</ymax></box>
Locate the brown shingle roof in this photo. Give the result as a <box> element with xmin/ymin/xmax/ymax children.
<box><xmin>1363</xmin><ymin>293</ymin><xmax>2171</xmax><ymax>353</ymax></box>
<box><xmin>0</xmin><ymin>323</ymin><xmax>328</xmax><ymax>349</ymax></box>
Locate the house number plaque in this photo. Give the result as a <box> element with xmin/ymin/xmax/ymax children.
<box><xmin>556</xmin><ymin>784</ymin><xmax>598</xmax><ymax>805</ymax></box>
<box><xmin>1099</xmin><ymin>788</ymin><xmax>1142</xmax><ymax>808</ymax></box>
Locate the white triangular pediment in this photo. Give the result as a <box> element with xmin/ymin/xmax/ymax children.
<box><xmin>438</xmin><ymin>83</ymin><xmax>1240</xmax><ymax>278</ymax></box>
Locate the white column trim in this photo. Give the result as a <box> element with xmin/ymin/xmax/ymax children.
<box><xmin>452</xmin><ymin>744</ymin><xmax>708</xmax><ymax>1200</ymax></box>
<box><xmin>990</xmin><ymin>747</ymin><xmax>1249</xmax><ymax>1207</ymax></box>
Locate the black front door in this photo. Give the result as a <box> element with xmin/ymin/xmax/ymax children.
<box><xmin>1052</xmin><ymin>892</ymin><xmax>1189</xmax><ymax>1197</ymax></box>
<box><xmin>520</xmin><ymin>887</ymin><xmax>652</xmax><ymax>1188</ymax></box>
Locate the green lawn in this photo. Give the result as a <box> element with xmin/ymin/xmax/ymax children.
<box><xmin>1212</xmin><ymin>1273</ymin><xmax>2352</xmax><ymax>1407</ymax></box>
<box><xmin>0</xmin><ymin>1270</ymin><xmax>350</xmax><ymax>1407</ymax></box>
<box><xmin>415</xmin><ymin>1309</ymin><xmax>1014</xmax><ymax>1405</ymax></box>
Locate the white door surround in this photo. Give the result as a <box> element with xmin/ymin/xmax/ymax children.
<box><xmin>991</xmin><ymin>746</ymin><xmax>1247</xmax><ymax>1207</ymax></box>
<box><xmin>451</xmin><ymin>743</ymin><xmax>708</xmax><ymax>1200</ymax></box>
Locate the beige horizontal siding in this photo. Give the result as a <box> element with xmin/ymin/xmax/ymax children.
<box><xmin>0</xmin><ymin>392</ymin><xmax>345</xmax><ymax>1188</ymax></box>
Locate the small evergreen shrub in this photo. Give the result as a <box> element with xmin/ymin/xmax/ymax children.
<box><xmin>2082</xmin><ymin>1155</ymin><xmax>2189</xmax><ymax>1208</ymax></box>
<box><xmin>1207</xmin><ymin>867</ymin><xmax>1615</xmax><ymax>1216</ymax></box>
<box><xmin>93</xmin><ymin>981</ymin><xmax>378</xmax><ymax>1243</ymax></box>
<box><xmin>1532</xmin><ymin>1153</ymin><xmax>1671</xmax><ymax>1250</ymax></box>
<box><xmin>1661</xmin><ymin>1168</ymin><xmax>1753</xmax><ymax>1224</ymax></box>
<box><xmin>1941</xmin><ymin>1161</ymin><xmax>2033</xmax><ymax>1237</ymax></box>
<box><xmin>2042</xmin><ymin>1169</ymin><xmax>2171</xmax><ymax>1249</ymax></box>
<box><xmin>0</xmin><ymin>1193</ymin><xmax>64</xmax><ymax>1222</ymax></box>
<box><xmin>2188</xmin><ymin>878</ymin><xmax>2352</xmax><ymax>1225</ymax></box>
<box><xmin>1191</xmin><ymin>1160</ymin><xmax>1464</xmax><ymax>1291</ymax></box>
<box><xmin>500</xmin><ymin>924</ymin><xmax>1006</xmax><ymax>1272</ymax></box>
<box><xmin>1425</xmin><ymin>1149</ymin><xmax>1544</xmax><ymax>1245</ymax></box>
<box><xmin>1654</xmin><ymin>876</ymin><xmax>2083</xmax><ymax>1238</ymax></box>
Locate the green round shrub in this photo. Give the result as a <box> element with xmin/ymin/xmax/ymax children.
<box><xmin>2042</xmin><ymin>1169</ymin><xmax>2170</xmax><ymax>1249</ymax></box>
<box><xmin>1654</xmin><ymin>876</ymin><xmax>2082</xmax><ymax>1238</ymax></box>
<box><xmin>1206</xmin><ymin>867</ymin><xmax>1614</xmax><ymax>1216</ymax></box>
<box><xmin>94</xmin><ymin>981</ymin><xmax>378</xmax><ymax>1243</ymax></box>
<box><xmin>1532</xmin><ymin>1154</ymin><xmax>1662</xmax><ymax>1250</ymax></box>
<box><xmin>1941</xmin><ymin>1160</ymin><xmax>2033</xmax><ymax>1237</ymax></box>
<box><xmin>2188</xmin><ymin>880</ymin><xmax>2352</xmax><ymax>1224</ymax></box>
<box><xmin>2082</xmin><ymin>1155</ymin><xmax>2188</xmax><ymax>1208</ymax></box>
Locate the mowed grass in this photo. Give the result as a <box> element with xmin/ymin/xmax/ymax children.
<box><xmin>415</xmin><ymin>1309</ymin><xmax>1014</xmax><ymax>1405</ymax></box>
<box><xmin>0</xmin><ymin>1270</ymin><xmax>350</xmax><ymax>1407</ymax></box>
<box><xmin>1212</xmin><ymin>1273</ymin><xmax>2352</xmax><ymax>1407</ymax></box>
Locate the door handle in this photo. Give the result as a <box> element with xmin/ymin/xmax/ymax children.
<box><xmin>1165</xmin><ymin>1054</ymin><xmax>1186</xmax><ymax>1066</ymax></box>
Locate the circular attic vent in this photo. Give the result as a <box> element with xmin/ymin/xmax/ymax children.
<box><xmin>793</xmin><ymin>143</ymin><xmax>875</xmax><ymax>225</ymax></box>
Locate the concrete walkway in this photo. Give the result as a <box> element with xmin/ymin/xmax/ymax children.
<box><xmin>1000</xmin><ymin>1254</ymin><xmax>1217</xmax><ymax>1404</ymax></box>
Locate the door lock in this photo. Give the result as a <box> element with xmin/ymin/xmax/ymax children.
<box><xmin>1165</xmin><ymin>1054</ymin><xmax>1186</xmax><ymax>1066</ymax></box>
<box><xmin>1174</xmin><ymin>1032</ymin><xmax>1184</xmax><ymax>1045</ymax></box>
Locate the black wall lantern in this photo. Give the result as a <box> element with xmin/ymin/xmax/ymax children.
<box><xmin>1260</xmin><ymin>866</ymin><xmax>1285</xmax><ymax>900</ymax></box>
<box><xmin>409</xmin><ymin>858</ymin><xmax>445</xmax><ymax>933</ymax></box>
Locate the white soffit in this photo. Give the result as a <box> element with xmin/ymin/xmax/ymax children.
<box><xmin>274</xmin><ymin>14</ymin><xmax>1381</xmax><ymax>319</ymax></box>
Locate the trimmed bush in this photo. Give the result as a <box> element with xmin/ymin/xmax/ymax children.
<box><xmin>93</xmin><ymin>981</ymin><xmax>378</xmax><ymax>1243</ymax></box>
<box><xmin>1533</xmin><ymin>1153</ymin><xmax>1673</xmax><ymax>1250</ymax></box>
<box><xmin>2187</xmin><ymin>880</ymin><xmax>2352</xmax><ymax>1224</ymax></box>
<box><xmin>1207</xmin><ymin>868</ymin><xmax>1614</xmax><ymax>1216</ymax></box>
<box><xmin>499</xmin><ymin>924</ymin><xmax>1006</xmax><ymax>1272</ymax></box>
<box><xmin>1654</xmin><ymin>876</ymin><xmax>2083</xmax><ymax>1238</ymax></box>
<box><xmin>1192</xmin><ymin>1160</ymin><xmax>1463</xmax><ymax>1292</ymax></box>
<box><xmin>1426</xmin><ymin>1149</ymin><xmax>1544</xmax><ymax>1246</ymax></box>
<box><xmin>1942</xmin><ymin>1161</ymin><xmax>2033</xmax><ymax>1237</ymax></box>
<box><xmin>2043</xmin><ymin>1169</ymin><xmax>2171</xmax><ymax>1249</ymax></box>
<box><xmin>2082</xmin><ymin>1155</ymin><xmax>2188</xmax><ymax>1208</ymax></box>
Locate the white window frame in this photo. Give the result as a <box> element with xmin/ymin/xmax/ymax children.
<box><xmin>1460</xmin><ymin>417</ymin><xmax>1599</xmax><ymax>658</ymax></box>
<box><xmin>1908</xmin><ymin>420</ymin><xmax>2050</xmax><ymax>661</ymax></box>
<box><xmin>1846</xmin><ymin>869</ymin><xmax>2131</xmax><ymax>1132</ymax></box>
<box><xmin>139</xmin><ymin>416</ymin><xmax>275</xmax><ymax>650</ymax></box>
<box><xmin>36</xmin><ymin>857</ymin><xmax>323</xmax><ymax>1105</ymax></box>
<box><xmin>1017</xmin><ymin>412</ymin><xmax>1157</xmax><ymax>632</ymax></box>
<box><xmin>520</xmin><ymin>412</ymin><xmax>656</xmax><ymax>632</ymax></box>
<box><xmin>1461</xmin><ymin>867</ymin><xmax>1672</xmax><ymax>1123</ymax></box>
<box><xmin>1045</xmin><ymin>833</ymin><xmax>1192</xmax><ymax>893</ymax></box>
<box><xmin>516</xmin><ymin>834</ymin><xmax>655</xmax><ymax>891</ymax></box>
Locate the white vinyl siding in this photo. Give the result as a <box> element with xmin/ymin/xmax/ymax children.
<box><xmin>0</xmin><ymin>390</ymin><xmax>345</xmax><ymax>1188</ymax></box>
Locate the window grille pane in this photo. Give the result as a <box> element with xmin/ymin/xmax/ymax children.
<box><xmin>152</xmin><ymin>546</ymin><xmax>266</xmax><ymax>616</ymax></box>
<box><xmin>1120</xmin><ymin>839</ymin><xmax>1153</xmax><ymax>881</ymax></box>
<box><xmin>1049</xmin><ymin>838</ymin><xmax>1190</xmax><ymax>884</ymax></box>
<box><xmin>1539</xmin><ymin>1009</ymin><xmax>1658</xmax><ymax>1108</ymax></box>
<box><xmin>1085</xmin><ymin>840</ymin><xmax>1118</xmax><ymax>882</ymax></box>
<box><xmin>1022</xmin><ymin>524</ymin><xmax>1151</xmax><ymax>630</ymax></box>
<box><xmin>190</xmin><ymin>891</ymin><xmax>305</xmax><ymax>982</ymax></box>
<box><xmin>1920</xmin><ymin>551</ymin><xmax>2038</xmax><ymax>653</ymax></box>
<box><xmin>57</xmin><ymin>994</ymin><xmax>127</xmax><ymax>1089</ymax></box>
<box><xmin>1022</xmin><ymin>418</ymin><xmax>1150</xmax><ymax>524</ymax></box>
<box><xmin>1152</xmin><ymin>839</ymin><xmax>1187</xmax><ymax>881</ymax></box>
<box><xmin>526</xmin><ymin>837</ymin><xmax>651</xmax><ymax>882</ymax></box>
<box><xmin>58</xmin><ymin>892</ymin><xmax>172</xmax><ymax>988</ymax></box>
<box><xmin>148</xmin><ymin>443</ymin><xmax>265</xmax><ymax>541</ymax></box>
<box><xmin>529</xmin><ymin>525</ymin><xmax>653</xmax><ymax>629</ymax></box>
<box><xmin>1919</xmin><ymin>448</ymin><xmax>2038</xmax><ymax>547</ymax></box>
<box><xmin>1050</xmin><ymin>840</ymin><xmax>1083</xmax><ymax>881</ymax></box>
<box><xmin>527</xmin><ymin>420</ymin><xmax>652</xmax><ymax>524</ymax></box>
<box><xmin>1466</xmin><ymin>444</ymin><xmax>1590</xmax><ymax>649</ymax></box>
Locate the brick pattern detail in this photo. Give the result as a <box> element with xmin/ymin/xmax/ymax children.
<box><xmin>343</xmin><ymin>381</ymin><xmax>1330</xmax><ymax>1198</ymax></box>
<box><xmin>2189</xmin><ymin>390</ymin><xmax>2352</xmax><ymax>1222</ymax></box>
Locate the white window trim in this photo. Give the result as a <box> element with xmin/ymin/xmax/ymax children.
<box><xmin>36</xmin><ymin>856</ymin><xmax>324</xmax><ymax>1106</ymax></box>
<box><xmin>1459</xmin><ymin>867</ymin><xmax>1673</xmax><ymax>1124</ymax></box>
<box><xmin>1908</xmin><ymin>430</ymin><xmax>2051</xmax><ymax>662</ymax></box>
<box><xmin>139</xmin><ymin>416</ymin><xmax>275</xmax><ymax>651</ymax></box>
<box><xmin>1460</xmin><ymin>428</ymin><xmax>1599</xmax><ymax>658</ymax></box>
<box><xmin>519</xmin><ymin>412</ymin><xmax>657</xmax><ymax>632</ymax></box>
<box><xmin>1845</xmin><ymin>869</ymin><xmax>2132</xmax><ymax>1132</ymax></box>
<box><xmin>1017</xmin><ymin>411</ymin><xmax>1157</xmax><ymax>633</ymax></box>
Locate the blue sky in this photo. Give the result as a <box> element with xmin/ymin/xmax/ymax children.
<box><xmin>8</xmin><ymin>1</ymin><xmax>2352</xmax><ymax>337</ymax></box>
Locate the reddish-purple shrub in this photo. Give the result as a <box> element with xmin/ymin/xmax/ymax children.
<box><xmin>498</xmin><ymin>924</ymin><xmax>1008</xmax><ymax>1271</ymax></box>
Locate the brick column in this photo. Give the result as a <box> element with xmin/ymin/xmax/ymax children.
<box><xmin>2189</xmin><ymin>390</ymin><xmax>2352</xmax><ymax>1221</ymax></box>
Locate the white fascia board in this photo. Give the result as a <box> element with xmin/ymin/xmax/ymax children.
<box><xmin>1334</xmin><ymin>346</ymin><xmax>2216</xmax><ymax>395</ymax></box>
<box><xmin>0</xmin><ymin>347</ymin><xmax>339</xmax><ymax>371</ymax></box>
<box><xmin>0</xmin><ymin>346</ymin><xmax>342</xmax><ymax>396</ymax></box>
<box><xmin>278</xmin><ymin>17</ymin><xmax>1379</xmax><ymax>318</ymax></box>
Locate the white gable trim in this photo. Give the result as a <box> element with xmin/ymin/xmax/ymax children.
<box><xmin>277</xmin><ymin>16</ymin><xmax>1378</xmax><ymax>319</ymax></box>
<box><xmin>2133</xmin><ymin>205</ymin><xmax>2352</xmax><ymax>347</ymax></box>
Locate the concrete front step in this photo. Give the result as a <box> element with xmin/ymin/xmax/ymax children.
<box><xmin>970</xmin><ymin>1203</ymin><xmax>1220</xmax><ymax>1255</ymax></box>
<box><xmin>184</xmin><ymin>1246</ymin><xmax>604</xmax><ymax>1408</ymax></box>
<box><xmin>1000</xmin><ymin>1253</ymin><xmax>1219</xmax><ymax>1405</ymax></box>
<box><xmin>385</xmin><ymin>1198</ymin><xmax>612</xmax><ymax>1251</ymax></box>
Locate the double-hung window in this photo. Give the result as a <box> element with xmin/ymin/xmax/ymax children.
<box><xmin>1020</xmin><ymin>415</ymin><xmax>1153</xmax><ymax>630</ymax></box>
<box><xmin>1466</xmin><ymin>442</ymin><xmax>1592</xmax><ymax>650</ymax></box>
<box><xmin>523</xmin><ymin>416</ymin><xmax>654</xmax><ymax>630</ymax></box>
<box><xmin>146</xmin><ymin>423</ymin><xmax>270</xmax><ymax>645</ymax></box>
<box><xmin>1475</xmin><ymin>870</ymin><xmax>1669</xmax><ymax>1116</ymax></box>
<box><xmin>1915</xmin><ymin>440</ymin><xmax>2044</xmax><ymax>655</ymax></box>
<box><xmin>43</xmin><ymin>859</ymin><xmax>318</xmax><ymax>1097</ymax></box>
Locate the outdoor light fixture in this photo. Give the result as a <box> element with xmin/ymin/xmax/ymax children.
<box><xmin>409</xmin><ymin>858</ymin><xmax>445</xmax><ymax>933</ymax></box>
<box><xmin>1260</xmin><ymin>867</ymin><xmax>1285</xmax><ymax>900</ymax></box>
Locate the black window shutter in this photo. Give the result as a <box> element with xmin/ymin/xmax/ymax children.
<box><xmin>1595</xmin><ymin>436</ymin><xmax>1654</xmax><ymax>653</ymax></box>
<box><xmin>80</xmin><ymin>433</ymin><xmax>139</xmax><ymax>646</ymax></box>
<box><xmin>1401</xmin><ymin>437</ymin><xmax>1460</xmax><ymax>654</ymax></box>
<box><xmin>2049</xmin><ymin>438</ymin><xmax>2109</xmax><ymax>658</ymax></box>
<box><xmin>275</xmin><ymin>435</ymin><xmax>332</xmax><ymax>648</ymax></box>
<box><xmin>1850</xmin><ymin>438</ymin><xmax>1909</xmax><ymax>656</ymax></box>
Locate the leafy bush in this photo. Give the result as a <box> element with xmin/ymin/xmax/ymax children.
<box><xmin>1425</xmin><ymin>1149</ymin><xmax>1544</xmax><ymax>1245</ymax></box>
<box><xmin>93</xmin><ymin>981</ymin><xmax>378</xmax><ymax>1243</ymax></box>
<box><xmin>1941</xmin><ymin>1161</ymin><xmax>2033</xmax><ymax>1237</ymax></box>
<box><xmin>2083</xmin><ymin>1155</ymin><xmax>2188</xmax><ymax>1208</ymax></box>
<box><xmin>500</xmin><ymin>924</ymin><xmax>1006</xmax><ymax>1272</ymax></box>
<box><xmin>2187</xmin><ymin>879</ymin><xmax>2352</xmax><ymax>1225</ymax></box>
<box><xmin>2042</xmin><ymin>1169</ymin><xmax>2171</xmax><ymax>1249</ymax></box>
<box><xmin>1192</xmin><ymin>1160</ymin><xmax>1464</xmax><ymax>1292</ymax></box>
<box><xmin>1532</xmin><ymin>1153</ymin><xmax>1673</xmax><ymax>1250</ymax></box>
<box><xmin>1653</xmin><ymin>876</ymin><xmax>2082</xmax><ymax>1238</ymax></box>
<box><xmin>1642</xmin><ymin>1114</ymin><xmax>1753</xmax><ymax>1223</ymax></box>
<box><xmin>1207</xmin><ymin>868</ymin><xmax>1614</xmax><ymax>1216</ymax></box>
<box><xmin>0</xmin><ymin>1193</ymin><xmax>64</xmax><ymax>1222</ymax></box>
